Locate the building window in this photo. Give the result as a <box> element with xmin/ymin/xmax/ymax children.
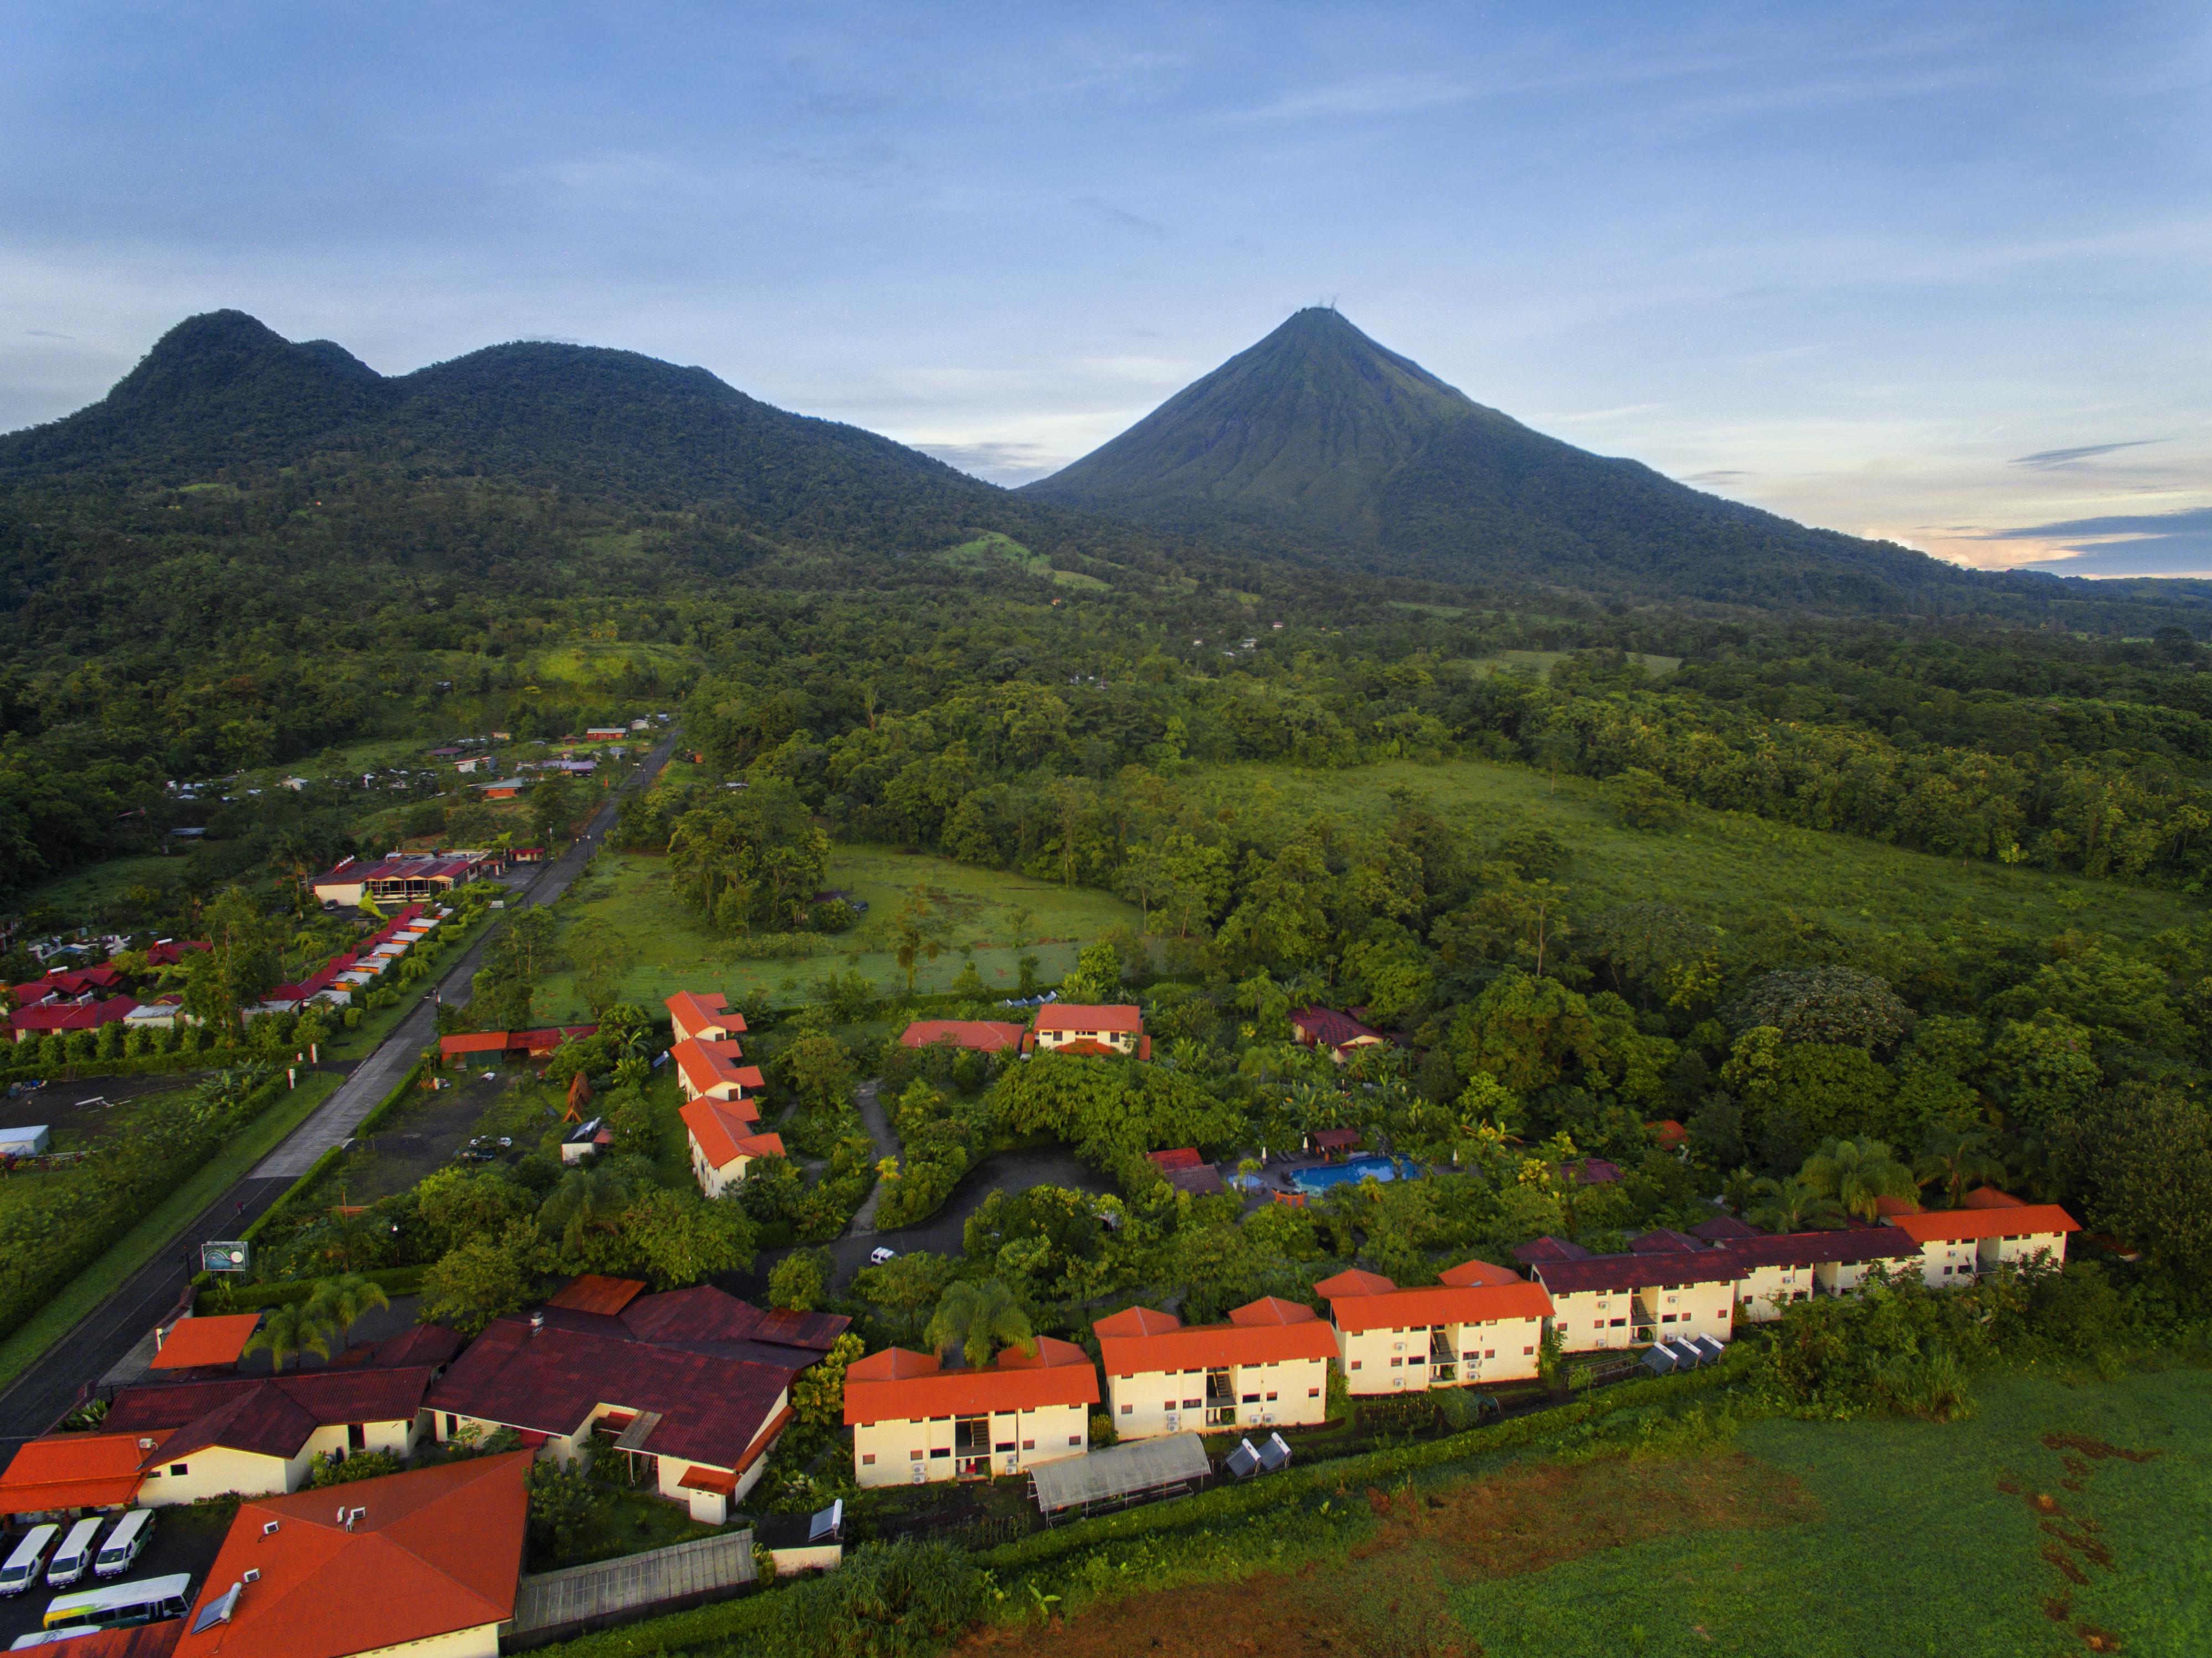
<box><xmin>1308</xmin><ymin>1387</ymin><xmax>1321</xmax><ymax>1398</ymax></box>
<box><xmin>1264</xmin><ymin>1391</ymin><xmax>1278</xmax><ymax>1402</ymax></box>
<box><xmin>170</xmin><ymin>1463</ymin><xmax>189</xmax><ymax>1476</ymax></box>
<box><xmin>443</xmin><ymin>1414</ymin><xmax>457</xmax><ymax>1437</ymax></box>
<box><xmin>1182</xmin><ymin>1398</ymin><xmax>1202</xmax><ymax>1409</ymax></box>
<box><xmin>348</xmin><ymin>1424</ymin><xmax>367</xmax><ymax>1452</ymax></box>
<box><xmin>1120</xmin><ymin>1403</ymin><xmax>1133</xmax><ymax>1415</ymax></box>
<box><xmin>910</xmin><ymin>1450</ymin><xmax>924</xmax><ymax>1461</ymax></box>
<box><xmin>1390</xmin><ymin>1358</ymin><xmax>1402</xmax><ymax>1367</ymax></box>
<box><xmin>1242</xmin><ymin>1394</ymin><xmax>1261</xmax><ymax>1404</ymax></box>
<box><xmin>1523</xmin><ymin>1346</ymin><xmax>1535</xmax><ymax>1356</ymax></box>
<box><xmin>929</xmin><ymin>1448</ymin><xmax>950</xmax><ymax>1459</ymax></box>
<box><xmin>862</xmin><ymin>1454</ymin><xmax>877</xmax><ymax>1465</ymax></box>
<box><xmin>1022</xmin><ymin>1440</ymin><xmax>1035</xmax><ymax>1451</ymax></box>
<box><xmin>1483</xmin><ymin>1349</ymin><xmax>1496</xmax><ymax>1359</ymax></box>
<box><xmin>995</xmin><ymin>1441</ymin><xmax>1016</xmax><ymax>1453</ymax></box>
<box><xmin>1350</xmin><ymin>1361</ymin><xmax>1362</xmax><ymax>1371</ymax></box>
<box><xmin>1068</xmin><ymin>1435</ymin><xmax>1082</xmax><ymax>1446</ymax></box>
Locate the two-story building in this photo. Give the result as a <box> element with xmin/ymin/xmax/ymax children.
<box><xmin>426</xmin><ymin>1276</ymin><xmax>846</xmax><ymax>1524</ymax></box>
<box><xmin>670</xmin><ymin>1036</ymin><xmax>766</xmax><ymax>1104</ymax></box>
<box><xmin>1882</xmin><ymin>1193</ymin><xmax>2080</xmax><ymax>1287</ymax></box>
<box><xmin>1318</xmin><ymin>1263</ymin><xmax>1555</xmax><ymax>1392</ymax></box>
<box><xmin>679</xmin><ymin>1094</ymin><xmax>784</xmax><ymax>1196</ymax></box>
<box><xmin>1023</xmin><ymin>1004</ymin><xmax>1151</xmax><ymax>1060</ymax></box>
<box><xmin>844</xmin><ymin>1337</ymin><xmax>1099</xmax><ymax>1488</ymax></box>
<box><xmin>1688</xmin><ymin>1215</ymin><xmax>1920</xmax><ymax>1320</ymax></box>
<box><xmin>1097</xmin><ymin>1297</ymin><xmax>1335</xmax><ymax>1438</ymax></box>
<box><xmin>1517</xmin><ymin>1232</ymin><xmax>1742</xmax><ymax>1353</ymax></box>
<box><xmin>666</xmin><ymin>989</ymin><xmax>746</xmax><ymax>1045</ymax></box>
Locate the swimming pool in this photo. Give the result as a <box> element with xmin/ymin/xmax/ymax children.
<box><xmin>1291</xmin><ymin>1154</ymin><xmax>1406</xmax><ymax>1192</ymax></box>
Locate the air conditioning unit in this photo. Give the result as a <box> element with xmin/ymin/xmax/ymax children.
<box><xmin>1163</xmin><ymin>1412</ymin><xmax>1179</xmax><ymax>1432</ymax></box>
<box><xmin>1260</xmin><ymin>1413</ymin><xmax>1274</xmax><ymax>1426</ymax></box>
<box><xmin>910</xmin><ymin>1463</ymin><xmax>925</xmax><ymax>1485</ymax></box>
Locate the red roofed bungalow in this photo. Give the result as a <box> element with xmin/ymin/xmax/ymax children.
<box><xmin>666</xmin><ymin>990</ymin><xmax>744</xmax><ymax>1044</ymax></box>
<box><xmin>1097</xmin><ymin>1297</ymin><xmax>1335</xmax><ymax>1438</ymax></box>
<box><xmin>144</xmin><ymin>941</ymin><xmax>210</xmax><ymax>968</ymax></box>
<box><xmin>9</xmin><ymin>996</ymin><xmax>137</xmax><ymax>1042</ymax></box>
<box><xmin>438</xmin><ymin>1031</ymin><xmax>509</xmax><ymax>1066</ymax></box>
<box><xmin>1288</xmin><ymin>1005</ymin><xmax>1389</xmax><ymax>1062</ymax></box>
<box><xmin>679</xmin><ymin>1096</ymin><xmax>783</xmax><ymax>1198</ymax></box>
<box><xmin>670</xmin><ymin>1036</ymin><xmax>762</xmax><ymax>1103</ymax></box>
<box><xmin>1320</xmin><ymin>1264</ymin><xmax>1555</xmax><ymax>1391</ymax></box>
<box><xmin>899</xmin><ymin>1019</ymin><xmax>1026</xmax><ymax>1054</ymax></box>
<box><xmin>171</xmin><ymin>1451</ymin><xmax>530</xmax><ymax>1658</ymax></box>
<box><xmin>1023</xmin><ymin>1003</ymin><xmax>1149</xmax><ymax>1061</ymax></box>
<box><xmin>1651</xmin><ymin>1118</ymin><xmax>1689</xmax><ymax>1152</ymax></box>
<box><xmin>844</xmin><ymin>1337</ymin><xmax>1099</xmax><ymax>1487</ymax></box>
<box><xmin>0</xmin><ymin>1432</ymin><xmax>161</xmax><ymax>1517</ymax></box>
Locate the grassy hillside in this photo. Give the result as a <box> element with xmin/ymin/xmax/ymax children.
<box><xmin>1201</xmin><ymin>757</ymin><xmax>2179</xmax><ymax>950</ymax></box>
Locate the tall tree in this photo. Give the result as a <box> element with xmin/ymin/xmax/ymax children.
<box><xmin>924</xmin><ymin>1278</ymin><xmax>1034</xmax><ymax>1368</ymax></box>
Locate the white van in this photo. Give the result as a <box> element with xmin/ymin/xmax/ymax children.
<box><xmin>91</xmin><ymin>1510</ymin><xmax>152</xmax><ymax>1579</ymax></box>
<box><xmin>44</xmin><ymin>1519</ymin><xmax>103</xmax><ymax>1589</ymax></box>
<box><xmin>0</xmin><ymin>1526</ymin><xmax>59</xmax><ymax>1596</ymax></box>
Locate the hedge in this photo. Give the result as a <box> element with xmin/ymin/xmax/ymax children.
<box><xmin>210</xmin><ymin>1265</ymin><xmax>431</xmax><ymax>1312</ymax></box>
<box><xmin>0</xmin><ymin>1051</ymin><xmax>214</xmax><ymax>1086</ymax></box>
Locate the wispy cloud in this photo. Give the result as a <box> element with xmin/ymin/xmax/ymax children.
<box><xmin>23</xmin><ymin>329</ymin><xmax>72</xmax><ymax>340</ymax></box>
<box><xmin>2009</xmin><ymin>439</ymin><xmax>2164</xmax><ymax>469</ymax></box>
<box><xmin>1683</xmin><ymin>468</ymin><xmax>1751</xmax><ymax>484</ymax></box>
<box><xmin>1077</xmin><ymin>195</ymin><xmax>1169</xmax><ymax>236</ymax></box>
<box><xmin>920</xmin><ymin>440</ymin><xmax>1055</xmax><ymax>485</ymax></box>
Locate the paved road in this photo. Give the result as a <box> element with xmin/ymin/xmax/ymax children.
<box><xmin>0</xmin><ymin>735</ymin><xmax>678</xmax><ymax>1445</ymax></box>
<box><xmin>842</xmin><ymin>1079</ymin><xmax>897</xmax><ymax>1235</ymax></box>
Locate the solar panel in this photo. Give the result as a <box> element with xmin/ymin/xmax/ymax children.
<box><xmin>192</xmin><ymin>1582</ymin><xmax>242</xmax><ymax>1634</ymax></box>
<box><xmin>1256</xmin><ymin>1432</ymin><xmax>1292</xmax><ymax>1472</ymax></box>
<box><xmin>1641</xmin><ymin>1345</ymin><xmax>1677</xmax><ymax>1375</ymax></box>
<box><xmin>1692</xmin><ymin>1334</ymin><xmax>1726</xmax><ymax>1363</ymax></box>
<box><xmin>1224</xmin><ymin>1439</ymin><xmax>1262</xmax><ymax>1480</ymax></box>
<box><xmin>808</xmin><ymin>1498</ymin><xmax>844</xmax><ymax>1543</ymax></box>
<box><xmin>1665</xmin><ymin>1339</ymin><xmax>1702</xmax><ymax>1369</ymax></box>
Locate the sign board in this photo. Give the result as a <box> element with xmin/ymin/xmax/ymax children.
<box><xmin>201</xmin><ymin>1241</ymin><xmax>250</xmax><ymax>1274</ymax></box>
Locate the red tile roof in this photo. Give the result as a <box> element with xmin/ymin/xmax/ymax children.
<box><xmin>1033</xmin><ymin>1003</ymin><xmax>1143</xmax><ymax>1035</ymax></box>
<box><xmin>151</xmin><ymin>1314</ymin><xmax>263</xmax><ymax>1371</ymax></box>
<box><xmin>1313</xmin><ymin>1268</ymin><xmax>1395</xmax><ymax>1298</ymax></box>
<box><xmin>1437</xmin><ymin>1258</ymin><xmax>1524</xmax><ymax>1288</ymax></box>
<box><xmin>1289</xmin><ymin>1006</ymin><xmax>1387</xmax><ymax>1049</ymax></box>
<box><xmin>1651</xmin><ymin>1118</ymin><xmax>1689</xmax><ymax>1150</ymax></box>
<box><xmin>11</xmin><ymin>996</ymin><xmax>138</xmax><ymax>1033</ymax></box>
<box><xmin>1228</xmin><ymin>1297</ymin><xmax>1322</xmax><ymax>1327</ymax></box>
<box><xmin>681</xmin><ymin>1096</ymin><xmax>781</xmax><ymax>1169</ymax></box>
<box><xmin>103</xmin><ymin>1369</ymin><xmax>434</xmax><ymax>1464</ymax></box>
<box><xmin>1528</xmin><ymin>1251</ymin><xmax>1746</xmax><ymax>1296</ymax></box>
<box><xmin>672</xmin><ymin>1037</ymin><xmax>759</xmax><ymax>1101</ymax></box>
<box><xmin>546</xmin><ymin>1275</ymin><xmax>646</xmax><ymax>1316</ymax></box>
<box><xmin>0</xmin><ymin>1431</ymin><xmax>161</xmax><ymax>1514</ymax></box>
<box><xmin>900</xmin><ymin>1020</ymin><xmax>1026</xmax><ymax>1053</ymax></box>
<box><xmin>1885</xmin><ymin>1205</ymin><xmax>2080</xmax><ymax>1245</ymax></box>
<box><xmin>1716</xmin><ymin>1229</ymin><xmax>1918</xmax><ymax>1270</ymax></box>
<box><xmin>1323</xmin><ymin>1278</ymin><xmax>1555</xmax><ymax>1333</ymax></box>
<box><xmin>843</xmin><ymin>1337</ymin><xmax>1099</xmax><ymax>1425</ymax></box>
<box><xmin>1100</xmin><ymin>1304</ymin><xmax>1337</xmax><ymax>1374</ymax></box>
<box><xmin>426</xmin><ymin>1288</ymin><xmax>844</xmax><ymax>1470</ymax></box>
<box><xmin>1146</xmin><ymin>1147</ymin><xmax>1204</xmax><ymax>1171</ymax></box>
<box><xmin>1629</xmin><ymin>1228</ymin><xmax>1708</xmax><ymax>1255</ymax></box>
<box><xmin>1959</xmin><ymin>1187</ymin><xmax>2028</xmax><ymax>1210</ymax></box>
<box><xmin>1689</xmin><ymin>1215</ymin><xmax>1765</xmax><ymax>1242</ymax></box>
<box><xmin>438</xmin><ymin>1032</ymin><xmax>509</xmax><ymax>1058</ymax></box>
<box><xmin>1312</xmin><ymin>1128</ymin><xmax>1361</xmax><ymax>1151</ymax></box>
<box><xmin>1093</xmin><ymin>1307</ymin><xmax>1184</xmax><ymax>1338</ymax></box>
<box><xmin>666</xmin><ymin>990</ymin><xmax>742</xmax><ymax>1040</ymax></box>
<box><xmin>173</xmin><ymin>1452</ymin><xmax>529</xmax><ymax>1658</ymax></box>
<box><xmin>30</xmin><ymin>1625</ymin><xmax>181</xmax><ymax>1658</ymax></box>
<box><xmin>370</xmin><ymin>1325</ymin><xmax>465</xmax><ymax>1370</ymax></box>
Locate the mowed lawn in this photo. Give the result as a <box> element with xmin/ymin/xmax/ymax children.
<box><xmin>970</xmin><ymin>1365</ymin><xmax>2208</xmax><ymax>1658</ymax></box>
<box><xmin>1206</xmin><ymin>758</ymin><xmax>2179</xmax><ymax>948</ymax></box>
<box><xmin>532</xmin><ymin>845</ymin><xmax>1141</xmax><ymax>1020</ymax></box>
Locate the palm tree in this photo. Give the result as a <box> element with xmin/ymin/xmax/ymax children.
<box><xmin>243</xmin><ymin>1303</ymin><xmax>335</xmax><ymax>1373</ymax></box>
<box><xmin>1800</xmin><ymin>1137</ymin><xmax>1917</xmax><ymax>1221</ymax></box>
<box><xmin>1915</xmin><ymin>1125</ymin><xmax>2007</xmax><ymax>1209</ymax></box>
<box><xmin>924</xmin><ymin>1278</ymin><xmax>1034</xmax><ymax>1369</ymax></box>
<box><xmin>307</xmin><ymin>1273</ymin><xmax>392</xmax><ymax>1348</ymax></box>
<box><xmin>537</xmin><ymin>1165</ymin><xmax>634</xmax><ymax>1254</ymax></box>
<box><xmin>1745</xmin><ymin>1176</ymin><xmax>1845</xmax><ymax>1234</ymax></box>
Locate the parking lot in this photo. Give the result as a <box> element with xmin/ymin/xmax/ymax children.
<box><xmin>0</xmin><ymin>1503</ymin><xmax>229</xmax><ymax>1647</ymax></box>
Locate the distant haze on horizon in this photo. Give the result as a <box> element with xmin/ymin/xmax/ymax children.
<box><xmin>4</xmin><ymin>2</ymin><xmax>2208</xmax><ymax>577</ymax></box>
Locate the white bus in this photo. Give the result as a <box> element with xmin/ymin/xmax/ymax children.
<box><xmin>0</xmin><ymin>1528</ymin><xmax>58</xmax><ymax>1596</ymax></box>
<box><xmin>40</xmin><ymin>1573</ymin><xmax>192</xmax><ymax>1634</ymax></box>
<box><xmin>42</xmin><ymin>1521</ymin><xmax>102</xmax><ymax>1590</ymax></box>
<box><xmin>91</xmin><ymin>1511</ymin><xmax>151</xmax><ymax>1579</ymax></box>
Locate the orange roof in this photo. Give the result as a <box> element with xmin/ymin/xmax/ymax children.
<box><xmin>174</xmin><ymin>1451</ymin><xmax>529</xmax><ymax>1658</ymax></box>
<box><xmin>438</xmin><ymin>1032</ymin><xmax>508</xmax><ymax>1057</ymax></box>
<box><xmin>843</xmin><ymin>1337</ymin><xmax>1099</xmax><ymax>1424</ymax></box>
<box><xmin>1313</xmin><ymin>1268</ymin><xmax>1395</xmax><ymax>1298</ymax></box>
<box><xmin>680</xmin><ymin>1097</ymin><xmax>782</xmax><ymax>1171</ymax></box>
<box><xmin>1093</xmin><ymin>1307</ymin><xmax>1183</xmax><ymax>1338</ymax></box>
<box><xmin>29</xmin><ymin>1626</ymin><xmax>181</xmax><ymax>1658</ymax></box>
<box><xmin>1959</xmin><ymin>1188</ymin><xmax>2027</xmax><ymax>1210</ymax></box>
<box><xmin>1875</xmin><ymin>1195</ymin><xmax>1923</xmax><ymax>1217</ymax></box>
<box><xmin>152</xmin><ymin>1313</ymin><xmax>263</xmax><ymax>1371</ymax></box>
<box><xmin>666</xmin><ymin>990</ymin><xmax>743</xmax><ymax>1040</ymax></box>
<box><xmin>1228</xmin><ymin>1297</ymin><xmax>1320</xmax><ymax>1327</ymax></box>
<box><xmin>678</xmin><ymin>1463</ymin><xmax>737</xmax><ymax>1495</ymax></box>
<box><xmin>900</xmin><ymin>1020</ymin><xmax>1027</xmax><ymax>1053</ymax></box>
<box><xmin>1886</xmin><ymin>1204</ymin><xmax>2080</xmax><ymax>1245</ymax></box>
<box><xmin>1324</xmin><ymin>1278</ymin><xmax>1555</xmax><ymax>1333</ymax></box>
<box><xmin>1033</xmin><ymin>1003</ymin><xmax>1143</xmax><ymax>1035</ymax></box>
<box><xmin>1100</xmin><ymin>1307</ymin><xmax>1337</xmax><ymax>1375</ymax></box>
<box><xmin>0</xmin><ymin>1432</ymin><xmax>162</xmax><ymax>1514</ymax></box>
<box><xmin>1438</xmin><ymin>1258</ymin><xmax>1525</xmax><ymax>1288</ymax></box>
<box><xmin>1651</xmin><ymin>1119</ymin><xmax>1689</xmax><ymax>1149</ymax></box>
<box><xmin>547</xmin><ymin>1275</ymin><xmax>646</xmax><ymax>1315</ymax></box>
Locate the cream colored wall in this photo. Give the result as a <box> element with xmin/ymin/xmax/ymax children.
<box><xmin>1456</xmin><ymin>1317</ymin><xmax>1545</xmax><ymax>1383</ymax></box>
<box><xmin>851</xmin><ymin>1403</ymin><xmax>1088</xmax><ymax>1488</ymax></box>
<box><xmin>356</xmin><ymin>1620</ymin><xmax>502</xmax><ymax>1658</ymax></box>
<box><xmin>1550</xmin><ymin>1291</ymin><xmax>1634</xmax><ymax>1353</ymax></box>
<box><xmin>1106</xmin><ymin>1357</ymin><xmax>1328</xmax><ymax>1438</ymax></box>
<box><xmin>137</xmin><ymin>1446</ymin><xmax>297</xmax><ymax>1506</ymax></box>
<box><xmin>1911</xmin><ymin>1239</ymin><xmax>1978</xmax><ymax>1288</ymax></box>
<box><xmin>1978</xmin><ymin>1232</ymin><xmax>2067</xmax><ymax>1272</ymax></box>
<box><xmin>1035</xmin><ymin>1029</ymin><xmax>1135</xmax><ymax>1055</ymax></box>
<box><xmin>433</xmin><ymin>1412</ymin><xmax>582</xmax><ymax>1466</ymax></box>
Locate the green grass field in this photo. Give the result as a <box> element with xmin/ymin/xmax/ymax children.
<box><xmin>1206</xmin><ymin>758</ymin><xmax>2177</xmax><ymax>949</ymax></box>
<box><xmin>986</xmin><ymin>1364</ymin><xmax>2208</xmax><ymax>1658</ymax></box>
<box><xmin>532</xmin><ymin>844</ymin><xmax>1143</xmax><ymax>1020</ymax></box>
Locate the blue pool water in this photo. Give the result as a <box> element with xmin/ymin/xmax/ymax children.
<box><xmin>1291</xmin><ymin>1154</ymin><xmax>1406</xmax><ymax>1192</ymax></box>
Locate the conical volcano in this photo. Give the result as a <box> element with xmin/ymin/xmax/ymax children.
<box><xmin>1026</xmin><ymin>309</ymin><xmax>1972</xmax><ymax>605</ymax></box>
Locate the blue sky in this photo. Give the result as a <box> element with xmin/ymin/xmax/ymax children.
<box><xmin>3</xmin><ymin>2</ymin><xmax>2208</xmax><ymax>574</ymax></box>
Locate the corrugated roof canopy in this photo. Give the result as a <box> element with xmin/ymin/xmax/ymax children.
<box><xmin>1030</xmin><ymin>1433</ymin><xmax>1211</xmax><ymax>1515</ymax></box>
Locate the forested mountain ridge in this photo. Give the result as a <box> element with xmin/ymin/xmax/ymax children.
<box><xmin>1026</xmin><ymin>308</ymin><xmax>2057</xmax><ymax>611</ymax></box>
<box><xmin>0</xmin><ymin>309</ymin><xmax>1011</xmax><ymax>549</ymax></box>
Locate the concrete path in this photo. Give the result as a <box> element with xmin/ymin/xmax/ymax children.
<box><xmin>0</xmin><ymin>735</ymin><xmax>678</xmax><ymax>1444</ymax></box>
<box><xmin>842</xmin><ymin>1078</ymin><xmax>898</xmax><ymax>1236</ymax></box>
